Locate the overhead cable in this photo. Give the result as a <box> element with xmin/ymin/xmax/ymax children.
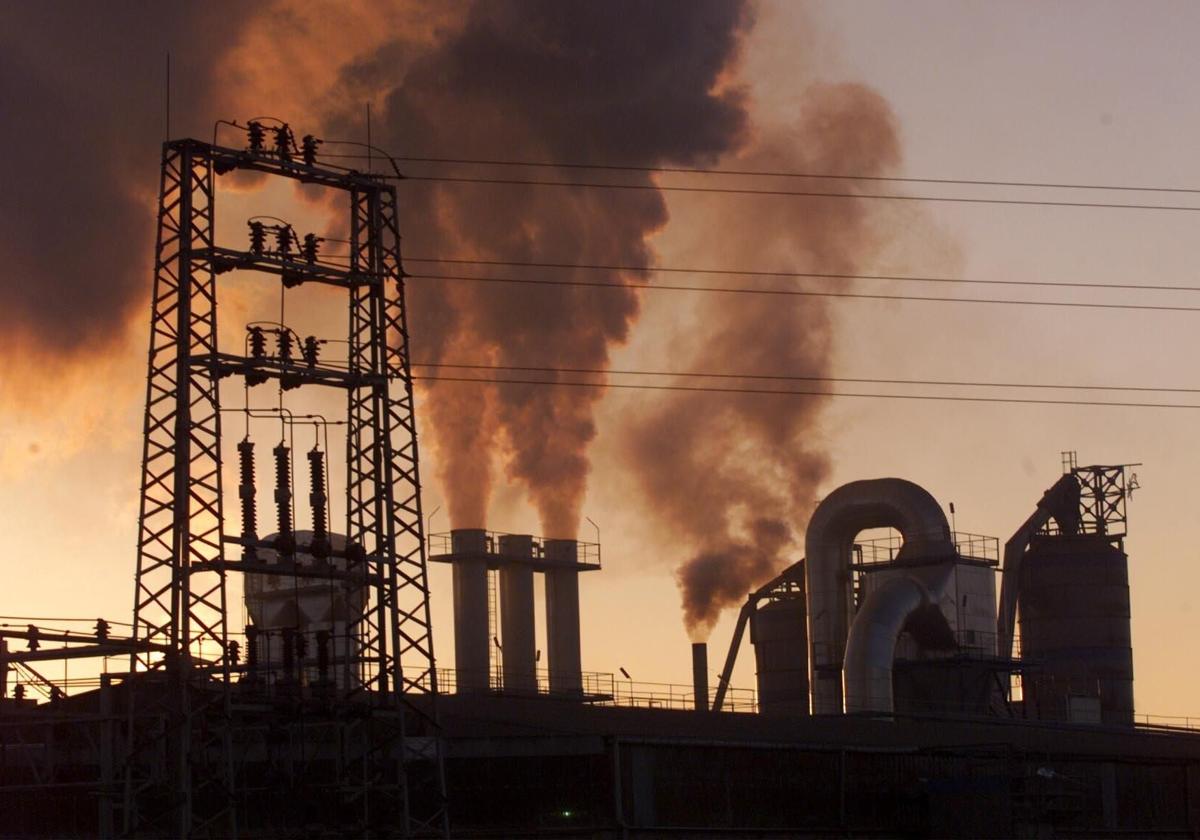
<box><xmin>405</xmin><ymin>256</ymin><xmax>1200</xmax><ymax>295</ymax></box>
<box><xmin>412</xmin><ymin>362</ymin><xmax>1200</xmax><ymax>395</ymax></box>
<box><xmin>399</xmin><ymin>174</ymin><xmax>1200</xmax><ymax>213</ymax></box>
<box><xmin>322</xmin><ymin>151</ymin><xmax>1200</xmax><ymax>196</ymax></box>
<box><xmin>406</xmin><ymin>272</ymin><xmax>1200</xmax><ymax>313</ymax></box>
<box><xmin>412</xmin><ymin>375</ymin><xmax>1200</xmax><ymax>410</ymax></box>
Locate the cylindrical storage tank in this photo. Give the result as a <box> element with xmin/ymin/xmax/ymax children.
<box><xmin>1018</xmin><ymin>534</ymin><xmax>1133</xmax><ymax>725</ymax></box>
<box><xmin>544</xmin><ymin>539</ymin><xmax>583</xmax><ymax>695</ymax></box>
<box><xmin>750</xmin><ymin>597</ymin><xmax>810</xmax><ymax>716</ymax></box>
<box><xmin>450</xmin><ymin>529</ymin><xmax>490</xmax><ymax>693</ymax></box>
<box><xmin>497</xmin><ymin>534</ymin><xmax>537</xmax><ymax>694</ymax></box>
<box><xmin>244</xmin><ymin>532</ymin><xmax>363</xmax><ymax>690</ymax></box>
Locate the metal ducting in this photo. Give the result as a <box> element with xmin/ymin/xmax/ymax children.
<box><xmin>804</xmin><ymin>478</ymin><xmax>955</xmax><ymax>714</ymax></box>
<box><xmin>842</xmin><ymin>575</ymin><xmax>953</xmax><ymax>714</ymax></box>
<box><xmin>997</xmin><ymin>473</ymin><xmax>1080</xmax><ymax>660</ymax></box>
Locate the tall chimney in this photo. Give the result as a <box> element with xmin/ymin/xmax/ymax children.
<box><xmin>544</xmin><ymin>539</ymin><xmax>583</xmax><ymax>695</ymax></box>
<box><xmin>497</xmin><ymin>534</ymin><xmax>537</xmax><ymax>694</ymax></box>
<box><xmin>450</xmin><ymin>529</ymin><xmax>490</xmax><ymax>693</ymax></box>
<box><xmin>692</xmin><ymin>642</ymin><xmax>709</xmax><ymax>712</ymax></box>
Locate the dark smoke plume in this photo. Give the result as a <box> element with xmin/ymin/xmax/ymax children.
<box><xmin>0</xmin><ymin>5</ymin><xmax>253</xmax><ymax>365</ymax></box>
<box><xmin>625</xmin><ymin>83</ymin><xmax>904</xmax><ymax>638</ymax></box>
<box><xmin>336</xmin><ymin>0</ymin><xmax>754</xmax><ymax>535</ymax></box>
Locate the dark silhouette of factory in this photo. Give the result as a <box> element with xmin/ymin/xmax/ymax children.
<box><xmin>1</xmin><ymin>123</ymin><xmax>1197</xmax><ymax>839</ymax></box>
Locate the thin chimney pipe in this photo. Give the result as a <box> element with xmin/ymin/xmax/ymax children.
<box><xmin>692</xmin><ymin>642</ymin><xmax>709</xmax><ymax>712</ymax></box>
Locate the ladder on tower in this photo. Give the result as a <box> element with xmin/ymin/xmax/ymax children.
<box><xmin>488</xmin><ymin>569</ymin><xmax>501</xmax><ymax>690</ymax></box>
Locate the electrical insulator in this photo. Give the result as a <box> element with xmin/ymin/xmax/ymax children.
<box><xmin>277</xmin><ymin>330</ymin><xmax>292</xmax><ymax>365</ymax></box>
<box><xmin>301</xmin><ymin>134</ymin><xmax>321</xmax><ymax>167</ymax></box>
<box><xmin>13</xmin><ymin>684</ymin><xmax>24</xmax><ymax>701</ymax></box>
<box><xmin>302</xmin><ymin>336</ymin><xmax>320</xmax><ymax>369</ymax></box>
<box><xmin>308</xmin><ymin>448</ymin><xmax>329</xmax><ymax>559</ymax></box>
<box><xmin>94</xmin><ymin>619</ymin><xmax>109</xmax><ymax>641</ymax></box>
<box><xmin>238</xmin><ymin>439</ymin><xmax>258</xmax><ymax>561</ymax></box>
<box><xmin>249</xmin><ymin>326</ymin><xmax>267</xmax><ymax>359</ymax></box>
<box><xmin>273</xmin><ymin>443</ymin><xmax>295</xmax><ymax>558</ymax></box>
<box><xmin>248</xmin><ymin>221</ymin><xmax>266</xmax><ymax>256</ymax></box>
<box><xmin>26</xmin><ymin>625</ymin><xmax>38</xmax><ymax>652</ymax></box>
<box><xmin>302</xmin><ymin>233</ymin><xmax>320</xmax><ymax>264</ymax></box>
<box><xmin>275</xmin><ymin>226</ymin><xmax>292</xmax><ymax>260</ymax></box>
<box><xmin>274</xmin><ymin>124</ymin><xmax>293</xmax><ymax>162</ymax></box>
<box><xmin>227</xmin><ymin>640</ymin><xmax>240</xmax><ymax>666</ymax></box>
<box><xmin>247</xmin><ymin>121</ymin><xmax>266</xmax><ymax>154</ymax></box>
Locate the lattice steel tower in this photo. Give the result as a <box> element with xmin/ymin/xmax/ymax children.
<box><xmin>126</xmin><ymin>123</ymin><xmax>444</xmax><ymax>837</ymax></box>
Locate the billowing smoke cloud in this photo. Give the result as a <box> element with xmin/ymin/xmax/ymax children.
<box><xmin>0</xmin><ymin>5</ymin><xmax>257</xmax><ymax>365</ymax></box>
<box><xmin>3</xmin><ymin>5</ymin><xmax>912</xmax><ymax>636</ymax></box>
<box><xmin>625</xmin><ymin>83</ymin><xmax>904</xmax><ymax>637</ymax></box>
<box><xmin>331</xmin><ymin>0</ymin><xmax>754</xmax><ymax>536</ymax></box>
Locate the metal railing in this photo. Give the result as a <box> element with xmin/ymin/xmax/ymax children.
<box><xmin>854</xmin><ymin>531</ymin><xmax>999</xmax><ymax>566</ymax></box>
<box><xmin>407</xmin><ymin>666</ymin><xmax>759</xmax><ymax>713</ymax></box>
<box><xmin>427</xmin><ymin>530</ymin><xmax>601</xmax><ymax>569</ymax></box>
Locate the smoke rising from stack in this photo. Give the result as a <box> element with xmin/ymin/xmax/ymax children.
<box><xmin>624</xmin><ymin>83</ymin><xmax>905</xmax><ymax>638</ymax></box>
<box><xmin>3</xmin><ymin>4</ymin><xmax>918</xmax><ymax>637</ymax></box>
<box><xmin>335</xmin><ymin>0</ymin><xmax>754</xmax><ymax>536</ymax></box>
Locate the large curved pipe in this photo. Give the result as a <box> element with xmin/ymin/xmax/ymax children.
<box><xmin>843</xmin><ymin>575</ymin><xmax>952</xmax><ymax>714</ymax></box>
<box><xmin>805</xmin><ymin>478</ymin><xmax>954</xmax><ymax>714</ymax></box>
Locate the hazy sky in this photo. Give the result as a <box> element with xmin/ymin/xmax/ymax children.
<box><xmin>3</xmin><ymin>1</ymin><xmax>1200</xmax><ymax>716</ymax></box>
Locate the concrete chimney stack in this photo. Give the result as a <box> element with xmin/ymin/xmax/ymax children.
<box><xmin>450</xmin><ymin>529</ymin><xmax>490</xmax><ymax>693</ymax></box>
<box><xmin>545</xmin><ymin>539</ymin><xmax>583</xmax><ymax>695</ymax></box>
<box><xmin>692</xmin><ymin>642</ymin><xmax>709</xmax><ymax>712</ymax></box>
<box><xmin>497</xmin><ymin>534</ymin><xmax>537</xmax><ymax>694</ymax></box>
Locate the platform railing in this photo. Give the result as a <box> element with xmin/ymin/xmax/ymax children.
<box><xmin>853</xmin><ymin>531</ymin><xmax>1000</xmax><ymax>566</ymax></box>
<box><xmin>427</xmin><ymin>530</ymin><xmax>601</xmax><ymax>568</ymax></box>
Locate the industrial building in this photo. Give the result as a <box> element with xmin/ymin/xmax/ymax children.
<box><xmin>1</xmin><ymin>122</ymin><xmax>1198</xmax><ymax>838</ymax></box>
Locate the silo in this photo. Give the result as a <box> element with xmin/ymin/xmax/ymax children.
<box><xmin>750</xmin><ymin>597</ymin><xmax>809</xmax><ymax>716</ymax></box>
<box><xmin>1018</xmin><ymin>533</ymin><xmax>1133</xmax><ymax>725</ymax></box>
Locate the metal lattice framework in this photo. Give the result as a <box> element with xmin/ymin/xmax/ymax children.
<box><xmin>1073</xmin><ymin>464</ymin><xmax>1132</xmax><ymax>539</ymax></box>
<box><xmin>126</xmin><ymin>135</ymin><xmax>445</xmax><ymax>837</ymax></box>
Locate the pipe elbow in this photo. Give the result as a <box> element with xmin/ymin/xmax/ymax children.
<box><xmin>804</xmin><ymin>478</ymin><xmax>954</xmax><ymax>714</ymax></box>
<box><xmin>842</xmin><ymin>575</ymin><xmax>932</xmax><ymax>715</ymax></box>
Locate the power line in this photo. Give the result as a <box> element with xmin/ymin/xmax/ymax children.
<box><xmin>413</xmin><ymin>361</ymin><xmax>1200</xmax><ymax>395</ymax></box>
<box><xmin>412</xmin><ymin>374</ymin><xmax>1200</xmax><ymax>410</ymax></box>
<box><xmin>399</xmin><ymin>174</ymin><xmax>1200</xmax><ymax>213</ymax></box>
<box><xmin>407</xmin><ymin>272</ymin><xmax>1200</xmax><ymax>314</ymax></box>
<box><xmin>404</xmin><ymin>256</ymin><xmax>1200</xmax><ymax>295</ymax></box>
<box><xmin>322</xmin><ymin>151</ymin><xmax>1200</xmax><ymax>196</ymax></box>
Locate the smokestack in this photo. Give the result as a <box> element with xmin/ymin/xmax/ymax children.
<box><xmin>545</xmin><ymin>539</ymin><xmax>582</xmax><ymax>695</ymax></box>
<box><xmin>692</xmin><ymin>642</ymin><xmax>709</xmax><ymax>712</ymax></box>
<box><xmin>450</xmin><ymin>529</ymin><xmax>491</xmax><ymax>693</ymax></box>
<box><xmin>497</xmin><ymin>534</ymin><xmax>537</xmax><ymax>695</ymax></box>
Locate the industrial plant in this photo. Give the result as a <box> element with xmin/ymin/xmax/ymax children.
<box><xmin>2</xmin><ymin>123</ymin><xmax>1199</xmax><ymax>839</ymax></box>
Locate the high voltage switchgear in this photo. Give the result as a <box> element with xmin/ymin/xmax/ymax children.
<box><xmin>126</xmin><ymin>119</ymin><xmax>446</xmax><ymax>837</ymax></box>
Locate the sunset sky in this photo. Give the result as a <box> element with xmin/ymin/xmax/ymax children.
<box><xmin>4</xmin><ymin>1</ymin><xmax>1200</xmax><ymax>716</ymax></box>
